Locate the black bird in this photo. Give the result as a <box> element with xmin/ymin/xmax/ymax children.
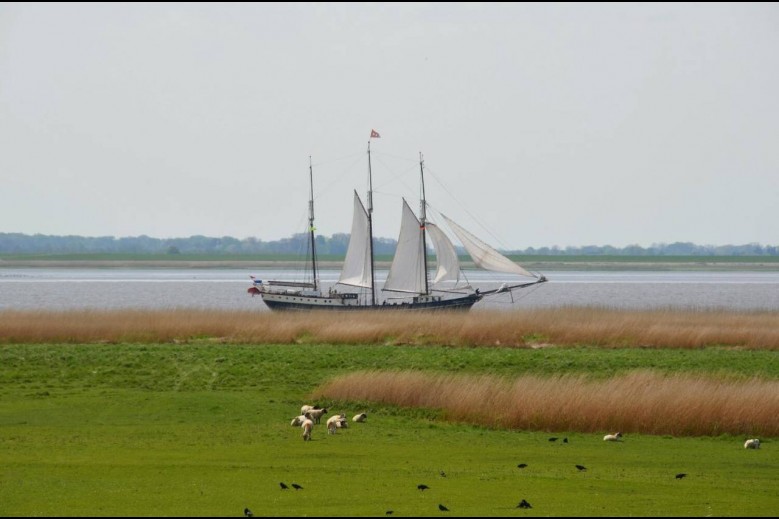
<box><xmin>548</xmin><ymin>437</ymin><xmax>558</xmax><ymax>442</ymax></box>
<box><xmin>386</xmin><ymin>511</ymin><xmax>394</xmax><ymax>515</ymax></box>
<box><xmin>279</xmin><ymin>482</ymin><xmax>289</xmax><ymax>490</ymax></box>
<box><xmin>676</xmin><ymin>473</ymin><xmax>687</xmax><ymax>480</ymax></box>
<box><xmin>418</xmin><ymin>484</ymin><xmax>430</xmax><ymax>490</ymax></box>
<box><xmin>517</xmin><ymin>499</ymin><xmax>532</xmax><ymax>509</ymax></box>
<box><xmin>244</xmin><ymin>508</ymin><xmax>253</xmax><ymax>517</ymax></box>
<box><xmin>291</xmin><ymin>483</ymin><xmax>303</xmax><ymax>490</ymax></box>
<box><xmin>563</xmin><ymin>437</ymin><xmax>569</xmax><ymax>444</ymax></box>
<box><xmin>438</xmin><ymin>504</ymin><xmax>449</xmax><ymax>512</ymax></box>
<box><xmin>575</xmin><ymin>465</ymin><xmax>587</xmax><ymax>472</ymax></box>
<box><xmin>517</xmin><ymin>463</ymin><xmax>528</xmax><ymax>469</ymax></box>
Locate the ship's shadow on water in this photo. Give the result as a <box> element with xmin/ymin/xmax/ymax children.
<box><xmin>1</xmin><ymin>268</ymin><xmax>778</xmax><ymax>312</ymax></box>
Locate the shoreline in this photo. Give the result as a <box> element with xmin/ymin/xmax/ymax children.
<box><xmin>1</xmin><ymin>259</ymin><xmax>779</xmax><ymax>271</ymax></box>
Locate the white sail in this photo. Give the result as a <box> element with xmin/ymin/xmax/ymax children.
<box><xmin>441</xmin><ymin>214</ymin><xmax>536</xmax><ymax>278</ymax></box>
<box><xmin>338</xmin><ymin>191</ymin><xmax>372</xmax><ymax>288</ymax></box>
<box><xmin>383</xmin><ymin>199</ymin><xmax>426</xmax><ymax>294</ymax></box>
<box><xmin>426</xmin><ymin>222</ymin><xmax>462</xmax><ymax>286</ymax></box>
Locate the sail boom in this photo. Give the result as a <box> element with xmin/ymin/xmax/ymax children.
<box><xmin>265</xmin><ymin>281</ymin><xmax>316</xmax><ymax>288</ymax></box>
<box><xmin>337</xmin><ymin>281</ymin><xmax>372</xmax><ymax>289</ymax></box>
<box><xmin>479</xmin><ymin>277</ymin><xmax>548</xmax><ymax>296</ymax></box>
<box><xmin>381</xmin><ymin>288</ymin><xmax>425</xmax><ymax>294</ymax></box>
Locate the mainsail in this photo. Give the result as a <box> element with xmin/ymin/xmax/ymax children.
<box><xmin>441</xmin><ymin>214</ymin><xmax>536</xmax><ymax>278</ymax></box>
<box><xmin>337</xmin><ymin>191</ymin><xmax>372</xmax><ymax>288</ymax></box>
<box><xmin>383</xmin><ymin>198</ymin><xmax>426</xmax><ymax>294</ymax></box>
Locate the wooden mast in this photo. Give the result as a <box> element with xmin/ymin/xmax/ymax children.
<box><xmin>367</xmin><ymin>141</ymin><xmax>376</xmax><ymax>306</ymax></box>
<box><xmin>308</xmin><ymin>156</ymin><xmax>318</xmax><ymax>292</ymax></box>
<box><xmin>419</xmin><ymin>152</ymin><xmax>430</xmax><ymax>296</ymax></box>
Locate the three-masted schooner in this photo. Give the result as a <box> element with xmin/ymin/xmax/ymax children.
<box><xmin>248</xmin><ymin>139</ymin><xmax>547</xmax><ymax>311</ymax></box>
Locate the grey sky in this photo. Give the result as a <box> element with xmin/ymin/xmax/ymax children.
<box><xmin>1</xmin><ymin>2</ymin><xmax>777</xmax><ymax>249</ymax></box>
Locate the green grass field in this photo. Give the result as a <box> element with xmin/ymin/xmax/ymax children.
<box><xmin>1</xmin><ymin>342</ymin><xmax>777</xmax><ymax>516</ymax></box>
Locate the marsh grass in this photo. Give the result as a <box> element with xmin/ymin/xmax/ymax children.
<box><xmin>315</xmin><ymin>370</ymin><xmax>779</xmax><ymax>437</ymax></box>
<box><xmin>2</xmin><ymin>307</ymin><xmax>778</xmax><ymax>348</ymax></box>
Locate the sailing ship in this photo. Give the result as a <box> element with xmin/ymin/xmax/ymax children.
<box><xmin>248</xmin><ymin>140</ymin><xmax>547</xmax><ymax>311</ymax></box>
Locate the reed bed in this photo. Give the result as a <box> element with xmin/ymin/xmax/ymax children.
<box><xmin>1</xmin><ymin>307</ymin><xmax>778</xmax><ymax>348</ymax></box>
<box><xmin>314</xmin><ymin>370</ymin><xmax>779</xmax><ymax>437</ymax></box>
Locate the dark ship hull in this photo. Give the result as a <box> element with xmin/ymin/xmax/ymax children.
<box><xmin>259</xmin><ymin>291</ymin><xmax>482</xmax><ymax>312</ymax></box>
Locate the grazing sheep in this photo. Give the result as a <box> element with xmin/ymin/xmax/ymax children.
<box><xmin>327</xmin><ymin>415</ymin><xmax>348</xmax><ymax>434</ymax></box>
<box><xmin>306</xmin><ymin>408</ymin><xmax>328</xmax><ymax>424</ymax></box>
<box><xmin>603</xmin><ymin>432</ymin><xmax>623</xmax><ymax>442</ymax></box>
<box><xmin>301</xmin><ymin>418</ymin><xmax>314</xmax><ymax>441</ymax></box>
<box><xmin>300</xmin><ymin>404</ymin><xmax>321</xmax><ymax>415</ymax></box>
<box><xmin>290</xmin><ymin>413</ymin><xmax>311</xmax><ymax>427</ymax></box>
<box><xmin>744</xmin><ymin>438</ymin><xmax>761</xmax><ymax>449</ymax></box>
<box><xmin>353</xmin><ymin>412</ymin><xmax>368</xmax><ymax>423</ymax></box>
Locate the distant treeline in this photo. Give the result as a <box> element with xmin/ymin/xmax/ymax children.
<box><xmin>0</xmin><ymin>232</ymin><xmax>777</xmax><ymax>257</ymax></box>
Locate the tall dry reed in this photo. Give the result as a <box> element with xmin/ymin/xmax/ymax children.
<box><xmin>1</xmin><ymin>308</ymin><xmax>778</xmax><ymax>348</ymax></box>
<box><xmin>313</xmin><ymin>370</ymin><xmax>779</xmax><ymax>437</ymax></box>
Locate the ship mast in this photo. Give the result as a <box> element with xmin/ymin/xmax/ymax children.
<box><xmin>367</xmin><ymin>141</ymin><xmax>376</xmax><ymax>306</ymax></box>
<box><xmin>419</xmin><ymin>152</ymin><xmax>430</xmax><ymax>296</ymax></box>
<box><xmin>308</xmin><ymin>156</ymin><xmax>318</xmax><ymax>291</ymax></box>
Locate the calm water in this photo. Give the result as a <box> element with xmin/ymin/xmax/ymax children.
<box><xmin>1</xmin><ymin>267</ymin><xmax>778</xmax><ymax>312</ymax></box>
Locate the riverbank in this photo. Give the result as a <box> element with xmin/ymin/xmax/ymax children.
<box><xmin>2</xmin><ymin>258</ymin><xmax>779</xmax><ymax>271</ymax></box>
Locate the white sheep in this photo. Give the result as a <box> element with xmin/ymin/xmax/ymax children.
<box><xmin>744</xmin><ymin>438</ymin><xmax>760</xmax><ymax>449</ymax></box>
<box><xmin>301</xmin><ymin>404</ymin><xmax>321</xmax><ymax>415</ymax></box>
<box><xmin>306</xmin><ymin>408</ymin><xmax>328</xmax><ymax>424</ymax></box>
<box><xmin>326</xmin><ymin>416</ymin><xmax>338</xmax><ymax>434</ymax></box>
<box><xmin>290</xmin><ymin>413</ymin><xmax>311</xmax><ymax>427</ymax></box>
<box><xmin>603</xmin><ymin>432</ymin><xmax>623</xmax><ymax>441</ymax></box>
<box><xmin>326</xmin><ymin>415</ymin><xmax>348</xmax><ymax>434</ymax></box>
<box><xmin>353</xmin><ymin>412</ymin><xmax>368</xmax><ymax>423</ymax></box>
<box><xmin>301</xmin><ymin>418</ymin><xmax>314</xmax><ymax>441</ymax></box>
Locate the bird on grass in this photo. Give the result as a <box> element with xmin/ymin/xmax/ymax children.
<box><xmin>244</xmin><ymin>507</ymin><xmax>253</xmax><ymax>517</ymax></box>
<box><xmin>291</xmin><ymin>483</ymin><xmax>303</xmax><ymax>490</ymax></box>
<box><xmin>517</xmin><ymin>499</ymin><xmax>532</xmax><ymax>509</ymax></box>
<box><xmin>385</xmin><ymin>511</ymin><xmax>394</xmax><ymax>515</ymax></box>
<box><xmin>548</xmin><ymin>437</ymin><xmax>558</xmax><ymax>442</ymax></box>
<box><xmin>517</xmin><ymin>463</ymin><xmax>528</xmax><ymax>469</ymax></box>
<box><xmin>418</xmin><ymin>484</ymin><xmax>430</xmax><ymax>490</ymax></box>
<box><xmin>438</xmin><ymin>504</ymin><xmax>450</xmax><ymax>512</ymax></box>
<box><xmin>575</xmin><ymin>465</ymin><xmax>587</xmax><ymax>472</ymax></box>
<box><xmin>279</xmin><ymin>482</ymin><xmax>289</xmax><ymax>490</ymax></box>
<box><xmin>563</xmin><ymin>437</ymin><xmax>569</xmax><ymax>444</ymax></box>
<box><xmin>676</xmin><ymin>473</ymin><xmax>687</xmax><ymax>480</ymax></box>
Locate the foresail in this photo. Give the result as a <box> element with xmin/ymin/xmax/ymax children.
<box><xmin>337</xmin><ymin>191</ymin><xmax>372</xmax><ymax>288</ymax></box>
<box><xmin>441</xmin><ymin>214</ymin><xmax>536</xmax><ymax>278</ymax></box>
<box><xmin>383</xmin><ymin>199</ymin><xmax>426</xmax><ymax>294</ymax></box>
<box><xmin>426</xmin><ymin>222</ymin><xmax>462</xmax><ymax>286</ymax></box>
